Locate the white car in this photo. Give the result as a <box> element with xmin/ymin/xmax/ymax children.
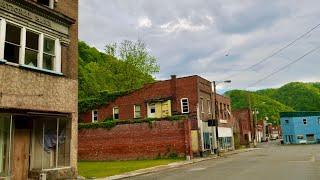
<box><xmin>299</xmin><ymin>140</ymin><xmax>307</xmax><ymax>144</ymax></box>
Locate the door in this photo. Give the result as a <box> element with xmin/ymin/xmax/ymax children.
<box><xmin>12</xmin><ymin>129</ymin><xmax>30</xmax><ymax>180</ymax></box>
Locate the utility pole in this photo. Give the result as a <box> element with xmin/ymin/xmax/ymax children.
<box><xmin>212</xmin><ymin>80</ymin><xmax>231</xmax><ymax>155</ymax></box>
<box><xmin>213</xmin><ymin>81</ymin><xmax>219</xmax><ymax>155</ymax></box>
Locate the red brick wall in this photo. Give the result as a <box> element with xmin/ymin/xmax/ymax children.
<box><xmin>78</xmin><ymin>120</ymin><xmax>192</xmax><ymax>160</ymax></box>
<box><xmin>80</xmin><ymin>75</ymin><xmax>199</xmax><ymax>123</ymax></box>
<box><xmin>233</xmin><ymin>109</ymin><xmax>253</xmax><ymax>145</ymax></box>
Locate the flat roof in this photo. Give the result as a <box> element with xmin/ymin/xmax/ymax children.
<box><xmin>280</xmin><ymin>111</ymin><xmax>320</xmax><ymax>118</ymax></box>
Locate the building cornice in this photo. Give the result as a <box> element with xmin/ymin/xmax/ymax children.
<box><xmin>5</xmin><ymin>0</ymin><xmax>75</xmax><ymax>26</ymax></box>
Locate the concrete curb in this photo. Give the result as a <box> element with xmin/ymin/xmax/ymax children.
<box><xmin>94</xmin><ymin>148</ymin><xmax>261</xmax><ymax>180</ymax></box>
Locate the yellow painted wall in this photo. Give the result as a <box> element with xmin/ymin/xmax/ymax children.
<box><xmin>191</xmin><ymin>130</ymin><xmax>199</xmax><ymax>153</ymax></box>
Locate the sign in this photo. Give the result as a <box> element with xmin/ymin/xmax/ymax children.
<box><xmin>218</xmin><ymin>127</ymin><xmax>233</xmax><ymax>137</ymax></box>
<box><xmin>208</xmin><ymin>119</ymin><xmax>217</xmax><ymax>126</ymax></box>
<box><xmin>0</xmin><ymin>0</ymin><xmax>51</xmax><ymax>27</ymax></box>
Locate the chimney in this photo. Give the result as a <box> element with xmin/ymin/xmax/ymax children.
<box><xmin>170</xmin><ymin>75</ymin><xmax>177</xmax><ymax>113</ymax></box>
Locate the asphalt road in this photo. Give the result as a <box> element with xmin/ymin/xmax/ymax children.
<box><xmin>128</xmin><ymin>142</ymin><xmax>320</xmax><ymax>180</ymax></box>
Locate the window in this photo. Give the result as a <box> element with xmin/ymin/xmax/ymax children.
<box><xmin>37</xmin><ymin>0</ymin><xmax>54</xmax><ymax>9</ymax></box>
<box><xmin>200</xmin><ymin>98</ymin><xmax>204</xmax><ymax>113</ymax></box>
<box><xmin>134</xmin><ymin>105</ymin><xmax>141</xmax><ymax>119</ymax></box>
<box><xmin>0</xmin><ymin>19</ymin><xmax>62</xmax><ymax>73</ymax></box>
<box><xmin>207</xmin><ymin>100</ymin><xmax>211</xmax><ymax>114</ymax></box>
<box><xmin>31</xmin><ymin>117</ymin><xmax>71</xmax><ymax>169</ymax></box>
<box><xmin>4</xmin><ymin>23</ymin><xmax>21</xmax><ymax>64</ymax></box>
<box><xmin>113</xmin><ymin>107</ymin><xmax>119</xmax><ymax>120</ymax></box>
<box><xmin>43</xmin><ymin>37</ymin><xmax>55</xmax><ymax>70</ymax></box>
<box><xmin>285</xmin><ymin>120</ymin><xmax>289</xmax><ymax>124</ymax></box>
<box><xmin>149</xmin><ymin>104</ymin><xmax>156</xmax><ymax>114</ymax></box>
<box><xmin>219</xmin><ymin>103</ymin><xmax>223</xmax><ymax>118</ymax></box>
<box><xmin>181</xmin><ymin>98</ymin><xmax>189</xmax><ymax>114</ymax></box>
<box><xmin>303</xmin><ymin>119</ymin><xmax>307</xmax><ymax>124</ymax></box>
<box><xmin>297</xmin><ymin>135</ymin><xmax>304</xmax><ymax>140</ymax></box>
<box><xmin>92</xmin><ymin>110</ymin><xmax>98</xmax><ymax>122</ymax></box>
<box><xmin>25</xmin><ymin>30</ymin><xmax>39</xmax><ymax>67</ymax></box>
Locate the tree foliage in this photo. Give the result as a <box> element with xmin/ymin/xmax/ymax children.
<box><xmin>79</xmin><ymin>41</ymin><xmax>157</xmax><ymax>99</ymax></box>
<box><xmin>226</xmin><ymin>82</ymin><xmax>320</xmax><ymax>124</ymax></box>
<box><xmin>105</xmin><ymin>40</ymin><xmax>160</xmax><ymax>75</ymax></box>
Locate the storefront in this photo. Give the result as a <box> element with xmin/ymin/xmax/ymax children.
<box><xmin>0</xmin><ymin>112</ymin><xmax>71</xmax><ymax>179</ymax></box>
<box><xmin>218</xmin><ymin>127</ymin><xmax>234</xmax><ymax>151</ymax></box>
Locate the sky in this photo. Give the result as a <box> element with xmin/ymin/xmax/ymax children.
<box><xmin>79</xmin><ymin>0</ymin><xmax>320</xmax><ymax>92</ymax></box>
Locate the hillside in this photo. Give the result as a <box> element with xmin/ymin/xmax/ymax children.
<box><xmin>226</xmin><ymin>82</ymin><xmax>320</xmax><ymax>124</ymax></box>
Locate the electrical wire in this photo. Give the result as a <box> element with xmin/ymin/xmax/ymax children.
<box><xmin>246</xmin><ymin>46</ymin><xmax>320</xmax><ymax>89</ymax></box>
<box><xmin>224</xmin><ymin>23</ymin><xmax>320</xmax><ymax>80</ymax></box>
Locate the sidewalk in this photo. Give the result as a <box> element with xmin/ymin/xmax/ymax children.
<box><xmin>94</xmin><ymin>148</ymin><xmax>260</xmax><ymax>180</ymax></box>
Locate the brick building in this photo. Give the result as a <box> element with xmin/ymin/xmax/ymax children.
<box><xmin>80</xmin><ymin>75</ymin><xmax>235</xmax><ymax>157</ymax></box>
<box><xmin>233</xmin><ymin>109</ymin><xmax>253</xmax><ymax>146</ymax></box>
<box><xmin>0</xmin><ymin>0</ymin><xmax>78</xmax><ymax>179</ymax></box>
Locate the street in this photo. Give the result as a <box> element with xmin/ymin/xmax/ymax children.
<box><xmin>128</xmin><ymin>142</ymin><xmax>320</xmax><ymax>180</ymax></box>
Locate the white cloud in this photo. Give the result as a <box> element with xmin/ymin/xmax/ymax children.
<box><xmin>137</xmin><ymin>16</ymin><xmax>152</xmax><ymax>28</ymax></box>
<box><xmin>160</xmin><ymin>18</ymin><xmax>210</xmax><ymax>33</ymax></box>
<box><xmin>79</xmin><ymin>0</ymin><xmax>320</xmax><ymax>91</ymax></box>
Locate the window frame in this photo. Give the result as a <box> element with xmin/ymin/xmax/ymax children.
<box><xmin>0</xmin><ymin>18</ymin><xmax>62</xmax><ymax>75</ymax></box>
<box><xmin>113</xmin><ymin>107</ymin><xmax>119</xmax><ymax>120</ymax></box>
<box><xmin>207</xmin><ymin>99</ymin><xmax>211</xmax><ymax>114</ymax></box>
<box><xmin>181</xmin><ymin>98</ymin><xmax>189</xmax><ymax>114</ymax></box>
<box><xmin>200</xmin><ymin>98</ymin><xmax>204</xmax><ymax>113</ymax></box>
<box><xmin>91</xmin><ymin>110</ymin><xmax>98</xmax><ymax>123</ymax></box>
<box><xmin>303</xmin><ymin>118</ymin><xmax>307</xmax><ymax>125</ymax></box>
<box><xmin>134</xmin><ymin>105</ymin><xmax>141</xmax><ymax>119</ymax></box>
<box><xmin>37</xmin><ymin>0</ymin><xmax>55</xmax><ymax>9</ymax></box>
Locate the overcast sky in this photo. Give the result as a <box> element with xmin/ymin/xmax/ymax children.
<box><xmin>79</xmin><ymin>0</ymin><xmax>320</xmax><ymax>92</ymax></box>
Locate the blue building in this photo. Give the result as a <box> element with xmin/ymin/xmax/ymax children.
<box><xmin>280</xmin><ymin>112</ymin><xmax>320</xmax><ymax>144</ymax></box>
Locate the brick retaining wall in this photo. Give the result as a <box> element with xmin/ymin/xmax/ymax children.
<box><xmin>78</xmin><ymin>120</ymin><xmax>192</xmax><ymax>161</ymax></box>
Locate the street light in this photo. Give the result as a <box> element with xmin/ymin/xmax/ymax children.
<box><xmin>212</xmin><ymin>80</ymin><xmax>231</xmax><ymax>155</ymax></box>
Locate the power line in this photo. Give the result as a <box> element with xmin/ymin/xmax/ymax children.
<box><xmin>246</xmin><ymin>46</ymin><xmax>320</xmax><ymax>89</ymax></box>
<box><xmin>225</xmin><ymin>23</ymin><xmax>320</xmax><ymax>79</ymax></box>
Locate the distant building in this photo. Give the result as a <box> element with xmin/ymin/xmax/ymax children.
<box><xmin>80</xmin><ymin>75</ymin><xmax>235</xmax><ymax>157</ymax></box>
<box><xmin>232</xmin><ymin>109</ymin><xmax>253</xmax><ymax>146</ymax></box>
<box><xmin>280</xmin><ymin>112</ymin><xmax>320</xmax><ymax>144</ymax></box>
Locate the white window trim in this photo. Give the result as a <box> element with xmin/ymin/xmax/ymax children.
<box><xmin>200</xmin><ymin>98</ymin><xmax>204</xmax><ymax>113</ymax></box>
<box><xmin>49</xmin><ymin>0</ymin><xmax>55</xmax><ymax>9</ymax></box>
<box><xmin>134</xmin><ymin>105</ymin><xmax>141</xmax><ymax>119</ymax></box>
<box><xmin>91</xmin><ymin>110</ymin><xmax>98</xmax><ymax>123</ymax></box>
<box><xmin>0</xmin><ymin>18</ymin><xmax>62</xmax><ymax>74</ymax></box>
<box><xmin>207</xmin><ymin>99</ymin><xmax>211</xmax><ymax>114</ymax></box>
<box><xmin>113</xmin><ymin>107</ymin><xmax>119</xmax><ymax>120</ymax></box>
<box><xmin>181</xmin><ymin>98</ymin><xmax>189</xmax><ymax>114</ymax></box>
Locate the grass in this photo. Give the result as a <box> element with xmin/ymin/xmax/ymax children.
<box><xmin>78</xmin><ymin>158</ymin><xmax>183</xmax><ymax>178</ymax></box>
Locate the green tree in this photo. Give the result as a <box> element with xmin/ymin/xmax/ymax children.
<box><xmin>78</xmin><ymin>41</ymin><xmax>156</xmax><ymax>99</ymax></box>
<box><xmin>105</xmin><ymin>40</ymin><xmax>160</xmax><ymax>75</ymax></box>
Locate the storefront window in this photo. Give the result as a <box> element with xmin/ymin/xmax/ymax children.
<box><xmin>31</xmin><ymin>117</ymin><xmax>71</xmax><ymax>170</ymax></box>
<box><xmin>0</xmin><ymin>114</ymin><xmax>12</xmax><ymax>177</ymax></box>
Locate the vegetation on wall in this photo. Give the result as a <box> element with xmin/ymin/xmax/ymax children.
<box><xmin>78</xmin><ymin>115</ymin><xmax>188</xmax><ymax>129</ymax></box>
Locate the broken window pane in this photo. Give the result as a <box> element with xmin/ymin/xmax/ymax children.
<box><xmin>4</xmin><ymin>23</ymin><xmax>21</xmax><ymax>64</ymax></box>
